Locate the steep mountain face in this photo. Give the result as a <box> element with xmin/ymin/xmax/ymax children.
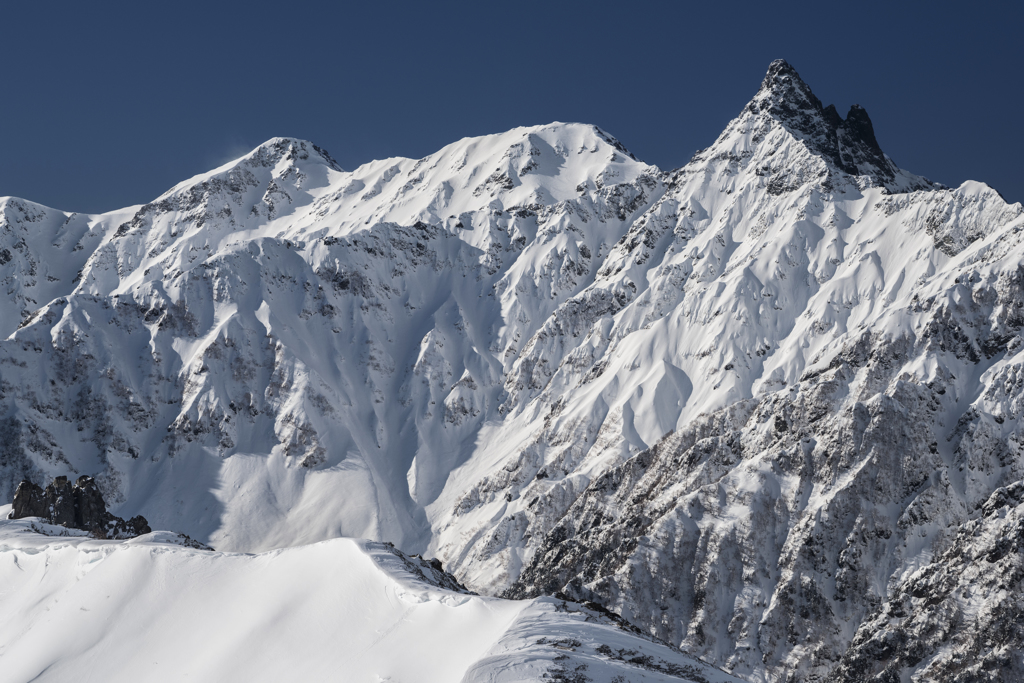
<box><xmin>2</xmin><ymin>60</ymin><xmax>1023</xmax><ymax>681</ymax></box>
<box><xmin>0</xmin><ymin>129</ymin><xmax>662</xmax><ymax>552</ymax></box>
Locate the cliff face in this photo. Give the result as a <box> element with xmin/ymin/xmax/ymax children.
<box><xmin>1</xmin><ymin>60</ymin><xmax>1023</xmax><ymax>681</ymax></box>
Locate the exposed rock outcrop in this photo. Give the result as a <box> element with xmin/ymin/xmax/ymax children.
<box><xmin>10</xmin><ymin>475</ymin><xmax>151</xmax><ymax>538</ymax></box>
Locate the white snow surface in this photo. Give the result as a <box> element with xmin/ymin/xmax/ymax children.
<box><xmin>0</xmin><ymin>506</ymin><xmax>738</xmax><ymax>683</ymax></box>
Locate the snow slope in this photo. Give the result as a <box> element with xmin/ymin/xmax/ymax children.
<box><xmin>0</xmin><ymin>507</ymin><xmax>738</xmax><ymax>683</ymax></box>
<box><xmin>2</xmin><ymin>59</ymin><xmax>1024</xmax><ymax>681</ymax></box>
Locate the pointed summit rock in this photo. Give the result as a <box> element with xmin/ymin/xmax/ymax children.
<box><xmin>750</xmin><ymin>58</ymin><xmax>828</xmax><ymax>127</ymax></box>
<box><xmin>745</xmin><ymin>59</ymin><xmax>929</xmax><ymax>190</ymax></box>
<box><xmin>843</xmin><ymin>103</ymin><xmax>881</xmax><ymax>151</ymax></box>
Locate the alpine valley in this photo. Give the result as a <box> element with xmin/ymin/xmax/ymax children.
<box><xmin>2</xmin><ymin>60</ymin><xmax>1022</xmax><ymax>682</ymax></box>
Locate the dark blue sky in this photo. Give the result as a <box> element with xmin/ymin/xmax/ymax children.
<box><xmin>3</xmin><ymin>1</ymin><xmax>1022</xmax><ymax>213</ymax></box>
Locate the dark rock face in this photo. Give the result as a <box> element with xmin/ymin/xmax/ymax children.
<box><xmin>73</xmin><ymin>475</ymin><xmax>108</xmax><ymax>530</ymax></box>
<box><xmin>828</xmin><ymin>481</ymin><xmax>1024</xmax><ymax>682</ymax></box>
<box><xmin>10</xmin><ymin>479</ymin><xmax>46</xmax><ymax>518</ymax></box>
<box><xmin>48</xmin><ymin>476</ymin><xmax>77</xmax><ymax>527</ymax></box>
<box><xmin>9</xmin><ymin>475</ymin><xmax>151</xmax><ymax>539</ymax></box>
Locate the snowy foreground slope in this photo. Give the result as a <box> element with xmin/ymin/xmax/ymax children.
<box><xmin>2</xmin><ymin>60</ymin><xmax>1024</xmax><ymax>681</ymax></box>
<box><xmin>0</xmin><ymin>506</ymin><xmax>738</xmax><ymax>683</ymax></box>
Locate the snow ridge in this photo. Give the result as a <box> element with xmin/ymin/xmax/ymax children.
<box><xmin>0</xmin><ymin>508</ymin><xmax>737</xmax><ymax>682</ymax></box>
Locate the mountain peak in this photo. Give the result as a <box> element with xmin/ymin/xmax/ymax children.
<box><xmin>755</xmin><ymin>59</ymin><xmax>823</xmax><ymax>113</ymax></box>
<box><xmin>245</xmin><ymin>137</ymin><xmax>343</xmax><ymax>173</ymax></box>
<box><xmin>154</xmin><ymin>137</ymin><xmax>343</xmax><ymax>205</ymax></box>
<box><xmin>745</xmin><ymin>60</ymin><xmax>925</xmax><ymax>189</ymax></box>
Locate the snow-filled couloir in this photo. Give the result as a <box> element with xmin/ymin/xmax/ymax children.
<box><xmin>2</xmin><ymin>60</ymin><xmax>1023</xmax><ymax>682</ymax></box>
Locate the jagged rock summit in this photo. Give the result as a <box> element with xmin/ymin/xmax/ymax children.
<box><xmin>757</xmin><ymin>61</ymin><xmax>889</xmax><ymax>171</ymax></box>
<box><xmin>728</xmin><ymin>58</ymin><xmax>934</xmax><ymax>193</ymax></box>
<box><xmin>1</xmin><ymin>60</ymin><xmax>1023</xmax><ymax>682</ymax></box>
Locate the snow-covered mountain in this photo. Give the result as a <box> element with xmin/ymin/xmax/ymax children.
<box><xmin>2</xmin><ymin>60</ymin><xmax>1023</xmax><ymax>681</ymax></box>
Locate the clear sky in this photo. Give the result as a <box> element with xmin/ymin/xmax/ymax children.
<box><xmin>3</xmin><ymin>0</ymin><xmax>1021</xmax><ymax>213</ymax></box>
